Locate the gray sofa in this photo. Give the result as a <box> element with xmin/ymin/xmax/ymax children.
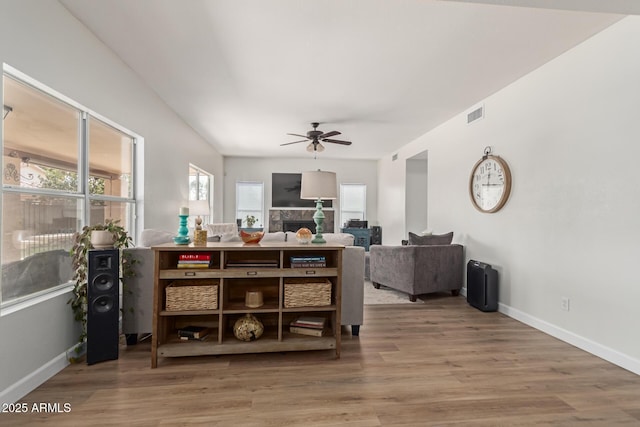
<box><xmin>369</xmin><ymin>232</ymin><xmax>463</xmax><ymax>301</ymax></box>
<box><xmin>122</xmin><ymin>230</ymin><xmax>365</xmax><ymax>339</ymax></box>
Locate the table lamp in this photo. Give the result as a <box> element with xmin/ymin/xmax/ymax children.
<box><xmin>190</xmin><ymin>200</ymin><xmax>210</xmax><ymax>245</ymax></box>
<box><xmin>300</xmin><ymin>170</ymin><xmax>337</xmax><ymax>244</ymax></box>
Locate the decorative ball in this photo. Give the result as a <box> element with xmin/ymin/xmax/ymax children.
<box><xmin>296</xmin><ymin>227</ymin><xmax>313</xmax><ymax>244</ymax></box>
<box><xmin>233</xmin><ymin>313</ymin><xmax>264</xmax><ymax>341</ymax></box>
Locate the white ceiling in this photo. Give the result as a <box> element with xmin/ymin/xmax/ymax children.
<box><xmin>58</xmin><ymin>0</ymin><xmax>630</xmax><ymax>160</ymax></box>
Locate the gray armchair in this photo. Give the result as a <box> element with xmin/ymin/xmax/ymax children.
<box><xmin>369</xmin><ymin>243</ymin><xmax>463</xmax><ymax>301</ymax></box>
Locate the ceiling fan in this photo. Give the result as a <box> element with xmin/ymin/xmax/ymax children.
<box><xmin>281</xmin><ymin>122</ymin><xmax>352</xmax><ymax>152</ymax></box>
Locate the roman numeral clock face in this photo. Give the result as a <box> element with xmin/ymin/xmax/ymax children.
<box><xmin>469</xmin><ymin>155</ymin><xmax>512</xmax><ymax>213</ymax></box>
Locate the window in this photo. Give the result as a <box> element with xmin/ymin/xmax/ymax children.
<box><xmin>87</xmin><ymin>117</ymin><xmax>135</xmax><ymax>230</ymax></box>
<box><xmin>189</xmin><ymin>164</ymin><xmax>213</xmax><ymax>226</ymax></box>
<box><xmin>340</xmin><ymin>183</ymin><xmax>366</xmax><ymax>227</ymax></box>
<box><xmin>1</xmin><ymin>68</ymin><xmax>137</xmax><ymax>308</ymax></box>
<box><xmin>236</xmin><ymin>181</ymin><xmax>263</xmax><ymax>228</ymax></box>
<box><xmin>189</xmin><ymin>164</ymin><xmax>212</xmax><ymax>203</ymax></box>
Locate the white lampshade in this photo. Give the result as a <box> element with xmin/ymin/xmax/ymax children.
<box><xmin>300</xmin><ymin>170</ymin><xmax>337</xmax><ymax>200</ymax></box>
<box><xmin>189</xmin><ymin>200</ymin><xmax>210</xmax><ymax>217</ymax></box>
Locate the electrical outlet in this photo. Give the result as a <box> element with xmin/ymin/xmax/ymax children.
<box><xmin>561</xmin><ymin>297</ymin><xmax>570</xmax><ymax>312</ymax></box>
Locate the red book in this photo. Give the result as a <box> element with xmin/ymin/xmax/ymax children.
<box><xmin>179</xmin><ymin>253</ymin><xmax>211</xmax><ymax>261</ymax></box>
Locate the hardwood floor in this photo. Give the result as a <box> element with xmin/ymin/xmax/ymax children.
<box><xmin>3</xmin><ymin>295</ymin><xmax>640</xmax><ymax>426</ymax></box>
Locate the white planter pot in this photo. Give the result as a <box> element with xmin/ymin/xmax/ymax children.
<box><xmin>91</xmin><ymin>230</ymin><xmax>115</xmax><ymax>248</ymax></box>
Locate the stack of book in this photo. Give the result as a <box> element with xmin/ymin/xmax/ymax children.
<box><xmin>177</xmin><ymin>253</ymin><xmax>211</xmax><ymax>269</ymax></box>
<box><xmin>178</xmin><ymin>325</ymin><xmax>210</xmax><ymax>341</ymax></box>
<box><xmin>290</xmin><ymin>255</ymin><xmax>326</xmax><ymax>268</ymax></box>
<box><xmin>289</xmin><ymin>316</ymin><xmax>326</xmax><ymax>337</ymax></box>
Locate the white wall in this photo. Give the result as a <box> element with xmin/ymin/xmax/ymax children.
<box><xmin>0</xmin><ymin>1</ymin><xmax>224</xmax><ymax>401</ymax></box>
<box><xmin>378</xmin><ymin>16</ymin><xmax>640</xmax><ymax>373</ymax></box>
<box><xmin>224</xmin><ymin>157</ymin><xmax>378</xmax><ymax>230</ymax></box>
<box><xmin>377</xmin><ymin>154</ymin><xmax>407</xmax><ymax>245</ymax></box>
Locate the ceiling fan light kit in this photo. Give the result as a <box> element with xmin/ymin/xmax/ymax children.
<box><xmin>307</xmin><ymin>142</ymin><xmax>324</xmax><ymax>152</ymax></box>
<box><xmin>282</xmin><ymin>122</ymin><xmax>352</xmax><ymax>152</ymax></box>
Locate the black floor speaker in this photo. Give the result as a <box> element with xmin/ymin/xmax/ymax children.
<box><xmin>87</xmin><ymin>249</ymin><xmax>119</xmax><ymax>365</ymax></box>
<box><xmin>370</xmin><ymin>226</ymin><xmax>382</xmax><ymax>245</ymax></box>
<box><xmin>466</xmin><ymin>260</ymin><xmax>498</xmax><ymax>312</ymax></box>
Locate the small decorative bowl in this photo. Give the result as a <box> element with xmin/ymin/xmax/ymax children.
<box><xmin>240</xmin><ymin>230</ymin><xmax>265</xmax><ymax>244</ymax></box>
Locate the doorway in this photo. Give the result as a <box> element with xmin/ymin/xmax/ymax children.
<box><xmin>405</xmin><ymin>151</ymin><xmax>428</xmax><ymax>236</ymax></box>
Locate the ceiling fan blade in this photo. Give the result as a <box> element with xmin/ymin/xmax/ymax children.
<box><xmin>286</xmin><ymin>133</ymin><xmax>309</xmax><ymax>139</ymax></box>
<box><xmin>319</xmin><ymin>130</ymin><xmax>340</xmax><ymax>139</ymax></box>
<box><xmin>322</xmin><ymin>138</ymin><xmax>352</xmax><ymax>145</ymax></box>
<box><xmin>280</xmin><ymin>140</ymin><xmax>307</xmax><ymax>146</ymax></box>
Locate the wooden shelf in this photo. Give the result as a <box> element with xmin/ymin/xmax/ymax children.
<box><xmin>158</xmin><ymin>335</ymin><xmax>336</xmax><ymax>358</ymax></box>
<box><xmin>223</xmin><ymin>306</ymin><xmax>280</xmax><ymax>314</ymax></box>
<box><xmin>159</xmin><ymin>309</ymin><xmax>219</xmax><ymax>316</ymax></box>
<box><xmin>151</xmin><ymin>242</ymin><xmax>343</xmax><ymax>367</ymax></box>
<box><xmin>282</xmin><ymin>305</ymin><xmax>337</xmax><ymax>313</ymax></box>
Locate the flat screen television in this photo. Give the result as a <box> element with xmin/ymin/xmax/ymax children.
<box><xmin>272</xmin><ymin>173</ymin><xmax>333</xmax><ymax>208</ymax></box>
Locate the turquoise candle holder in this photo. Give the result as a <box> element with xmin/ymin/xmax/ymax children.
<box><xmin>173</xmin><ymin>214</ymin><xmax>191</xmax><ymax>245</ymax></box>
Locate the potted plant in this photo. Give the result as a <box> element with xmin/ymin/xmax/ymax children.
<box><xmin>68</xmin><ymin>219</ymin><xmax>137</xmax><ymax>353</ymax></box>
<box><xmin>243</xmin><ymin>215</ymin><xmax>262</xmax><ymax>232</ymax></box>
<box><xmin>245</xmin><ymin>215</ymin><xmax>258</xmax><ymax>228</ymax></box>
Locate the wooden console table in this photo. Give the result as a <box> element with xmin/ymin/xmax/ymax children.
<box><xmin>151</xmin><ymin>242</ymin><xmax>343</xmax><ymax>368</ymax></box>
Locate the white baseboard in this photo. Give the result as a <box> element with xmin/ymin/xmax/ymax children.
<box><xmin>498</xmin><ymin>302</ymin><xmax>640</xmax><ymax>376</ymax></box>
<box><xmin>461</xmin><ymin>286</ymin><xmax>639</xmax><ymax>375</ymax></box>
<box><xmin>0</xmin><ymin>343</ymin><xmax>80</xmax><ymax>405</ymax></box>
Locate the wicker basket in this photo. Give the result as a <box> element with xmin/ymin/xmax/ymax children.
<box><xmin>165</xmin><ymin>280</ymin><xmax>218</xmax><ymax>311</ymax></box>
<box><xmin>284</xmin><ymin>278</ymin><xmax>332</xmax><ymax>308</ymax></box>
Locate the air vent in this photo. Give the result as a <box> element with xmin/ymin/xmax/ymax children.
<box><xmin>467</xmin><ymin>105</ymin><xmax>484</xmax><ymax>124</ymax></box>
<box><xmin>392</xmin><ymin>153</ymin><xmax>398</xmax><ymax>161</ymax></box>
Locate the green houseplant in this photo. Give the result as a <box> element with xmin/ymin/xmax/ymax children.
<box><xmin>245</xmin><ymin>215</ymin><xmax>258</xmax><ymax>228</ymax></box>
<box><xmin>68</xmin><ymin>219</ymin><xmax>136</xmax><ymax>351</ymax></box>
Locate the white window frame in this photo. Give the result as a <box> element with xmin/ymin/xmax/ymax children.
<box><xmin>339</xmin><ymin>183</ymin><xmax>367</xmax><ymax>228</ymax></box>
<box><xmin>236</xmin><ymin>181</ymin><xmax>264</xmax><ymax>228</ymax></box>
<box><xmin>189</xmin><ymin>164</ymin><xmax>213</xmax><ymax>226</ymax></box>
<box><xmin>1</xmin><ymin>65</ymin><xmax>139</xmax><ymax>313</ymax></box>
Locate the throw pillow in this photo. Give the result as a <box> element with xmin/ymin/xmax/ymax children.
<box><xmin>285</xmin><ymin>231</ymin><xmax>298</xmax><ymax>242</ymax></box>
<box><xmin>322</xmin><ymin>233</ymin><xmax>355</xmax><ymax>246</ymax></box>
<box><xmin>220</xmin><ymin>232</ymin><xmax>241</xmax><ymax>242</ymax></box>
<box><xmin>261</xmin><ymin>231</ymin><xmax>286</xmax><ymax>242</ymax></box>
<box><xmin>205</xmin><ymin>223</ymin><xmax>238</xmax><ymax>237</ymax></box>
<box><xmin>408</xmin><ymin>231</ymin><xmax>453</xmax><ymax>246</ymax></box>
<box><xmin>139</xmin><ymin>229</ymin><xmax>175</xmax><ymax>247</ymax></box>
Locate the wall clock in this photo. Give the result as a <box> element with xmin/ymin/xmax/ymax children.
<box><xmin>469</xmin><ymin>147</ymin><xmax>512</xmax><ymax>213</ymax></box>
